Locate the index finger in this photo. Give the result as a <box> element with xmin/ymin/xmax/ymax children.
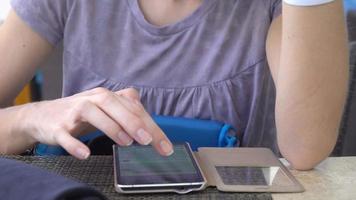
<box><xmin>116</xmin><ymin>95</ymin><xmax>174</xmax><ymax>156</ymax></box>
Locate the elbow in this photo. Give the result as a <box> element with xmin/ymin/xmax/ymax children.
<box><xmin>279</xmin><ymin>140</ymin><xmax>336</xmax><ymax>171</ymax></box>
<box><xmin>285</xmin><ymin>155</ymin><xmax>322</xmax><ymax>171</ymax></box>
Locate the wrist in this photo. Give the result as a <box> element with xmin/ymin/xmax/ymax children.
<box><xmin>0</xmin><ymin>103</ymin><xmax>38</xmax><ymax>154</ymax></box>
<box><xmin>283</xmin><ymin>0</ymin><xmax>334</xmax><ymax>6</ymax></box>
<box><xmin>14</xmin><ymin>103</ymin><xmax>40</xmax><ymax>146</ymax></box>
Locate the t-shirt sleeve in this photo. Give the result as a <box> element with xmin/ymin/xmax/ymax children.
<box><xmin>10</xmin><ymin>0</ymin><xmax>69</xmax><ymax>46</ymax></box>
<box><xmin>271</xmin><ymin>0</ymin><xmax>282</xmax><ymax>19</ymax></box>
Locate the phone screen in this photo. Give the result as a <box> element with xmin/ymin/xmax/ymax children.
<box><xmin>114</xmin><ymin>143</ymin><xmax>205</xmax><ymax>186</ymax></box>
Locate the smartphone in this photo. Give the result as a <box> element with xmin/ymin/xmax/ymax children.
<box><xmin>113</xmin><ymin>143</ymin><xmax>207</xmax><ymax>194</ymax></box>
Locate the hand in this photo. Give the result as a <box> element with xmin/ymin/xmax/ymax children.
<box><xmin>21</xmin><ymin>88</ymin><xmax>173</xmax><ymax>159</ymax></box>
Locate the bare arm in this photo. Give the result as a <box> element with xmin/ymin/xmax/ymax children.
<box><xmin>0</xmin><ymin>10</ymin><xmax>173</xmax><ymax>157</ymax></box>
<box><xmin>0</xmin><ymin>10</ymin><xmax>53</xmax><ymax>107</ymax></box>
<box><xmin>266</xmin><ymin>0</ymin><xmax>348</xmax><ymax>170</ymax></box>
<box><xmin>0</xmin><ymin>10</ymin><xmax>53</xmax><ymax>153</ymax></box>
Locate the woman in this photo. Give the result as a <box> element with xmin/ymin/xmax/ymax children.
<box><xmin>0</xmin><ymin>0</ymin><xmax>348</xmax><ymax>170</ymax></box>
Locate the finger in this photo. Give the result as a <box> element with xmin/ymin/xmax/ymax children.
<box><xmin>115</xmin><ymin>95</ymin><xmax>173</xmax><ymax>156</ymax></box>
<box><xmin>55</xmin><ymin>131</ymin><xmax>90</xmax><ymax>160</ymax></box>
<box><xmin>116</xmin><ymin>88</ymin><xmax>141</xmax><ymax>101</ymax></box>
<box><xmin>80</xmin><ymin>87</ymin><xmax>141</xmax><ymax>105</ymax></box>
<box><xmin>80</xmin><ymin>101</ymin><xmax>133</xmax><ymax>146</ymax></box>
<box><xmin>91</xmin><ymin>92</ymin><xmax>154</xmax><ymax>146</ymax></box>
<box><xmin>90</xmin><ymin>89</ymin><xmax>173</xmax><ymax>156</ymax></box>
<box><xmin>72</xmin><ymin>88</ymin><xmax>101</xmax><ymax>97</ymax></box>
<box><xmin>74</xmin><ymin>87</ymin><xmax>112</xmax><ymax>98</ymax></box>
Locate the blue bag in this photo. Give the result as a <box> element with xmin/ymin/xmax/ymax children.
<box><xmin>35</xmin><ymin>115</ymin><xmax>239</xmax><ymax>155</ymax></box>
<box><xmin>152</xmin><ymin>115</ymin><xmax>238</xmax><ymax>151</ymax></box>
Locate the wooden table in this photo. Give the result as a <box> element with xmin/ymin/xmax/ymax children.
<box><xmin>273</xmin><ymin>157</ymin><xmax>356</xmax><ymax>200</ymax></box>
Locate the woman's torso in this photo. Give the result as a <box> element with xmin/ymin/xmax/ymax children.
<box><xmin>12</xmin><ymin>0</ymin><xmax>282</xmax><ymax>153</ymax></box>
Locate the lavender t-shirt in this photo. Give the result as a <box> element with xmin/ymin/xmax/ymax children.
<box><xmin>11</xmin><ymin>0</ymin><xmax>282</xmax><ymax>154</ymax></box>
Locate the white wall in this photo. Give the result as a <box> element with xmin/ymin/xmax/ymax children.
<box><xmin>0</xmin><ymin>0</ymin><xmax>11</xmax><ymax>22</ymax></box>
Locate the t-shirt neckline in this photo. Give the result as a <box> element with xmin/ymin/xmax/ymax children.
<box><xmin>126</xmin><ymin>0</ymin><xmax>217</xmax><ymax>36</ymax></box>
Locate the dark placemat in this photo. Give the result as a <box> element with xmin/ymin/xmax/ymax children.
<box><xmin>1</xmin><ymin>155</ymin><xmax>273</xmax><ymax>200</ymax></box>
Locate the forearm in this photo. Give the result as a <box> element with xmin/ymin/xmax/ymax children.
<box><xmin>0</xmin><ymin>10</ymin><xmax>54</xmax><ymax>154</ymax></box>
<box><xmin>276</xmin><ymin>1</ymin><xmax>348</xmax><ymax>170</ymax></box>
<box><xmin>0</xmin><ymin>105</ymin><xmax>36</xmax><ymax>154</ymax></box>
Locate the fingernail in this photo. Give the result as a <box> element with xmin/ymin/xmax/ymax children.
<box><xmin>160</xmin><ymin>140</ymin><xmax>174</xmax><ymax>156</ymax></box>
<box><xmin>136</xmin><ymin>129</ymin><xmax>153</xmax><ymax>145</ymax></box>
<box><xmin>118</xmin><ymin>131</ymin><xmax>133</xmax><ymax>146</ymax></box>
<box><xmin>76</xmin><ymin>148</ymin><xmax>90</xmax><ymax>159</ymax></box>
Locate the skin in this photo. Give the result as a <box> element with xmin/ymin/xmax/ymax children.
<box><xmin>0</xmin><ymin>0</ymin><xmax>348</xmax><ymax>170</ymax></box>
<box><xmin>267</xmin><ymin>1</ymin><xmax>348</xmax><ymax>170</ymax></box>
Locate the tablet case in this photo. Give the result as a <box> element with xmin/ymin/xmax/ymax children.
<box><xmin>113</xmin><ymin>146</ymin><xmax>304</xmax><ymax>194</ymax></box>
<box><xmin>194</xmin><ymin>147</ymin><xmax>305</xmax><ymax>193</ymax></box>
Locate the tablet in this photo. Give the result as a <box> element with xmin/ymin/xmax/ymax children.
<box><xmin>113</xmin><ymin>143</ymin><xmax>207</xmax><ymax>194</ymax></box>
